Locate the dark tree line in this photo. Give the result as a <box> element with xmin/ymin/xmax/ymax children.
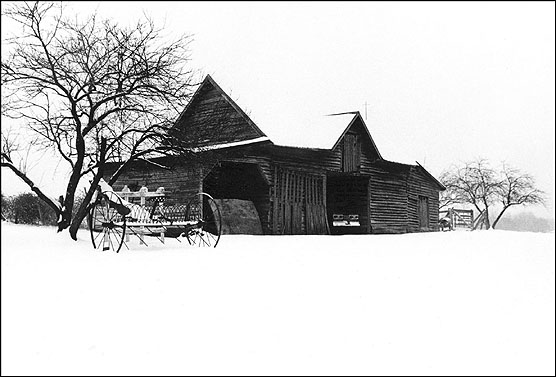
<box><xmin>1</xmin><ymin>191</ymin><xmax>86</xmax><ymax>226</ymax></box>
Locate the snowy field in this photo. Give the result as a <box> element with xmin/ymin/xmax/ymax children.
<box><xmin>1</xmin><ymin>222</ymin><xmax>554</xmax><ymax>376</ymax></box>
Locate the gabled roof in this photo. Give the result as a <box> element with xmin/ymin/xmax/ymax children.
<box><xmin>415</xmin><ymin>161</ymin><xmax>446</xmax><ymax>191</ymax></box>
<box><xmin>172</xmin><ymin>74</ymin><xmax>269</xmax><ymax>149</ymax></box>
<box><xmin>173</xmin><ymin>75</ymin><xmax>442</xmax><ymax>191</ymax></box>
<box><xmin>176</xmin><ymin>75</ymin><xmax>384</xmax><ymax>156</ymax></box>
<box><xmin>372</xmin><ymin>159</ymin><xmax>446</xmax><ymax>191</ymax></box>
<box><xmin>329</xmin><ymin>112</ymin><xmax>382</xmax><ymax>160</ymax></box>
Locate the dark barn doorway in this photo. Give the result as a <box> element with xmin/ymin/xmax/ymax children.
<box><xmin>203</xmin><ymin>162</ymin><xmax>269</xmax><ymax>234</ymax></box>
<box><xmin>327</xmin><ymin>175</ymin><xmax>369</xmax><ymax>234</ymax></box>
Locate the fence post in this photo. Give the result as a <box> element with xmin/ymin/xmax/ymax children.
<box><xmin>122</xmin><ymin>185</ymin><xmax>131</xmax><ymax>242</ymax></box>
<box><xmin>156</xmin><ymin>187</ymin><xmax>165</xmax><ymax>244</ymax></box>
<box><xmin>139</xmin><ymin>186</ymin><xmax>148</xmax><ymax>244</ymax></box>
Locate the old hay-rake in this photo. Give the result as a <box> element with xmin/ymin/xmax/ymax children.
<box><xmin>87</xmin><ymin>180</ymin><xmax>222</xmax><ymax>252</ymax></box>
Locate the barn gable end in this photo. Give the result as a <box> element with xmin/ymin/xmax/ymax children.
<box><xmin>172</xmin><ymin>75</ymin><xmax>267</xmax><ymax>148</ymax></box>
<box><xmin>331</xmin><ymin>112</ymin><xmax>382</xmax><ymax>162</ymax></box>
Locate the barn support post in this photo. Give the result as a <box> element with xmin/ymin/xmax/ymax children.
<box><xmin>323</xmin><ymin>174</ymin><xmax>330</xmax><ymax>235</ymax></box>
<box><xmin>272</xmin><ymin>165</ymin><xmax>278</xmax><ymax>234</ymax></box>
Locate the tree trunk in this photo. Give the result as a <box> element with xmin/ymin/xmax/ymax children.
<box><xmin>68</xmin><ymin>137</ymin><xmax>107</xmax><ymax>240</ymax></box>
<box><xmin>58</xmin><ymin>124</ymin><xmax>88</xmax><ymax>233</ymax></box>
<box><xmin>68</xmin><ymin>177</ymin><xmax>102</xmax><ymax>240</ymax></box>
<box><xmin>483</xmin><ymin>207</ymin><xmax>490</xmax><ymax>229</ymax></box>
<box><xmin>492</xmin><ymin>205</ymin><xmax>511</xmax><ymax>229</ymax></box>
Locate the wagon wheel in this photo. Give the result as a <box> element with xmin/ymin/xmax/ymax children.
<box><xmin>185</xmin><ymin>193</ymin><xmax>222</xmax><ymax>248</ymax></box>
<box><xmin>87</xmin><ymin>191</ymin><xmax>127</xmax><ymax>253</ymax></box>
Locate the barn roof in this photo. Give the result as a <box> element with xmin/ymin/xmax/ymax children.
<box><xmin>372</xmin><ymin>159</ymin><xmax>446</xmax><ymax>191</ymax></box>
<box><xmin>175</xmin><ymin>75</ymin><xmax>383</xmax><ymax>155</ymax></box>
<box><xmin>172</xmin><ymin>75</ymin><xmax>270</xmax><ymax>149</ymax></box>
<box><xmin>174</xmin><ymin>75</ymin><xmax>442</xmax><ymax>190</ymax></box>
<box><xmin>415</xmin><ymin>161</ymin><xmax>446</xmax><ymax>191</ymax></box>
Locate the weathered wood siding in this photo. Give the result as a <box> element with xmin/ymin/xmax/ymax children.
<box><xmin>367</xmin><ymin>164</ymin><xmax>410</xmax><ymax>234</ymax></box>
<box><xmin>271</xmin><ymin>165</ymin><xmax>328</xmax><ymax>235</ymax></box>
<box><xmin>172</xmin><ymin>80</ymin><xmax>264</xmax><ymax>148</ymax></box>
<box><xmin>337</xmin><ymin>119</ymin><xmax>381</xmax><ymax>173</ymax></box>
<box><xmin>407</xmin><ymin>167</ymin><xmax>440</xmax><ymax>232</ymax></box>
<box><xmin>103</xmin><ymin>159</ymin><xmax>204</xmax><ymax>206</ymax></box>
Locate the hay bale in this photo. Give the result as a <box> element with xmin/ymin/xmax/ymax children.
<box><xmin>213</xmin><ymin>199</ymin><xmax>262</xmax><ymax>235</ymax></box>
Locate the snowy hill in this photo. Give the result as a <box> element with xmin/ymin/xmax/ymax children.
<box><xmin>496</xmin><ymin>212</ymin><xmax>555</xmax><ymax>233</ymax></box>
<box><xmin>1</xmin><ymin>222</ymin><xmax>554</xmax><ymax>376</ymax></box>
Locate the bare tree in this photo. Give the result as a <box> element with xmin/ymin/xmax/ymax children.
<box><xmin>491</xmin><ymin>163</ymin><xmax>545</xmax><ymax>229</ymax></box>
<box><xmin>440</xmin><ymin>158</ymin><xmax>546</xmax><ymax>230</ymax></box>
<box><xmin>1</xmin><ymin>1</ymin><xmax>198</xmax><ymax>239</ymax></box>
<box><xmin>440</xmin><ymin>158</ymin><xmax>500</xmax><ymax>229</ymax></box>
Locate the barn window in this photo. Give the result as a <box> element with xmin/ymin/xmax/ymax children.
<box><xmin>342</xmin><ymin>134</ymin><xmax>361</xmax><ymax>172</ymax></box>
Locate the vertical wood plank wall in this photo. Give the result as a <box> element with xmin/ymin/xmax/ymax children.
<box><xmin>367</xmin><ymin>166</ymin><xmax>410</xmax><ymax>233</ymax></box>
<box><xmin>272</xmin><ymin>166</ymin><xmax>328</xmax><ymax>235</ymax></box>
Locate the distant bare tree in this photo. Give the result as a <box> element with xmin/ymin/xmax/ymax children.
<box><xmin>491</xmin><ymin>163</ymin><xmax>545</xmax><ymax>229</ymax></box>
<box><xmin>440</xmin><ymin>158</ymin><xmax>545</xmax><ymax>230</ymax></box>
<box><xmin>440</xmin><ymin>158</ymin><xmax>500</xmax><ymax>230</ymax></box>
<box><xmin>1</xmin><ymin>1</ymin><xmax>197</xmax><ymax>239</ymax></box>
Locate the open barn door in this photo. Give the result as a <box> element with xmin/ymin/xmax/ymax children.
<box><xmin>202</xmin><ymin>162</ymin><xmax>268</xmax><ymax>234</ymax></box>
<box><xmin>272</xmin><ymin>166</ymin><xmax>328</xmax><ymax>235</ymax></box>
<box><xmin>326</xmin><ymin>175</ymin><xmax>370</xmax><ymax>234</ymax></box>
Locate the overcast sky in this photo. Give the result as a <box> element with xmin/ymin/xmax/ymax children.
<box><xmin>2</xmin><ymin>1</ymin><xmax>555</xmax><ymax>218</ymax></box>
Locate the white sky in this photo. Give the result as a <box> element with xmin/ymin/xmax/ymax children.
<box><xmin>1</xmin><ymin>1</ymin><xmax>555</xmax><ymax>218</ymax></box>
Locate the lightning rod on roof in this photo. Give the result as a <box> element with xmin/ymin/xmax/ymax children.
<box><xmin>364</xmin><ymin>101</ymin><xmax>368</xmax><ymax>120</ymax></box>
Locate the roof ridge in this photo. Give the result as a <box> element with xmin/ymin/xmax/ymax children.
<box><xmin>203</xmin><ymin>75</ymin><xmax>267</xmax><ymax>138</ymax></box>
<box><xmin>174</xmin><ymin>74</ymin><xmax>267</xmax><ymax>139</ymax></box>
<box><xmin>325</xmin><ymin>111</ymin><xmax>360</xmax><ymax>117</ymax></box>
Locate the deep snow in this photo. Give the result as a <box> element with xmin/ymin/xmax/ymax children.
<box><xmin>1</xmin><ymin>222</ymin><xmax>554</xmax><ymax>376</ymax></box>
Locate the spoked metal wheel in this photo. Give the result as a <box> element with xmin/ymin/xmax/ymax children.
<box><xmin>87</xmin><ymin>191</ymin><xmax>127</xmax><ymax>253</ymax></box>
<box><xmin>185</xmin><ymin>193</ymin><xmax>222</xmax><ymax>248</ymax></box>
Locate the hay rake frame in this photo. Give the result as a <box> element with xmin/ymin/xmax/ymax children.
<box><xmin>87</xmin><ymin>182</ymin><xmax>222</xmax><ymax>252</ymax></box>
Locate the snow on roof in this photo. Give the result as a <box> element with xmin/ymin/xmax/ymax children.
<box><xmin>268</xmin><ymin>112</ymin><xmax>358</xmax><ymax>150</ymax></box>
<box><xmin>188</xmin><ymin>136</ymin><xmax>270</xmax><ymax>152</ymax></box>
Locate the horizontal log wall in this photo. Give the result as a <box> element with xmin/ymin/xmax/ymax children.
<box><xmin>368</xmin><ymin>166</ymin><xmax>409</xmax><ymax>234</ymax></box>
<box><xmin>262</xmin><ymin>145</ymin><xmax>340</xmax><ymax>174</ymax></box>
<box><xmin>103</xmin><ymin>160</ymin><xmax>203</xmax><ymax>206</ymax></box>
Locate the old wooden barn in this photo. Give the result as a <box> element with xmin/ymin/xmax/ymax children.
<box><xmin>105</xmin><ymin>75</ymin><xmax>445</xmax><ymax>235</ymax></box>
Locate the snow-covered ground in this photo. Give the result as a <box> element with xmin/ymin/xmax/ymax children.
<box><xmin>1</xmin><ymin>222</ymin><xmax>554</xmax><ymax>376</ymax></box>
